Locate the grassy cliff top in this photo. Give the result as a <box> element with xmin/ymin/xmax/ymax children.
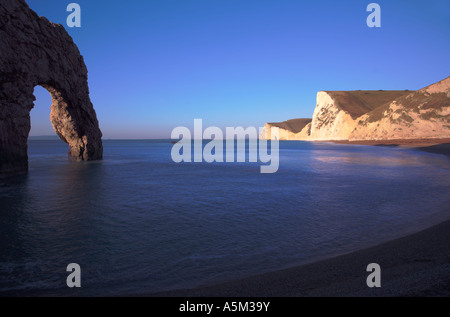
<box><xmin>267</xmin><ymin>118</ymin><xmax>312</xmax><ymax>133</ymax></box>
<box><xmin>324</xmin><ymin>90</ymin><xmax>413</xmax><ymax>119</ymax></box>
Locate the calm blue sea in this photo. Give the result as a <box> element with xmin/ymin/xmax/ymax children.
<box><xmin>0</xmin><ymin>139</ymin><xmax>449</xmax><ymax>296</ymax></box>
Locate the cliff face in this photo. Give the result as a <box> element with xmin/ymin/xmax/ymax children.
<box><xmin>351</xmin><ymin>77</ymin><xmax>450</xmax><ymax>140</ymax></box>
<box><xmin>309</xmin><ymin>92</ymin><xmax>356</xmax><ymax>140</ymax></box>
<box><xmin>0</xmin><ymin>0</ymin><xmax>103</xmax><ymax>176</ymax></box>
<box><xmin>260</xmin><ymin>77</ymin><xmax>450</xmax><ymax>142</ymax></box>
<box><xmin>260</xmin><ymin>119</ymin><xmax>311</xmax><ymax>140</ymax></box>
<box><xmin>310</xmin><ymin>90</ymin><xmax>412</xmax><ymax>140</ymax></box>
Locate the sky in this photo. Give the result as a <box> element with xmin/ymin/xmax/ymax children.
<box><xmin>26</xmin><ymin>0</ymin><xmax>450</xmax><ymax>139</ymax></box>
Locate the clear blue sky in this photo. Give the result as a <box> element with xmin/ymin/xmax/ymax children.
<box><xmin>27</xmin><ymin>0</ymin><xmax>450</xmax><ymax>139</ymax></box>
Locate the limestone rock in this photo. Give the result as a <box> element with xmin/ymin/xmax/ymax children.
<box><xmin>0</xmin><ymin>0</ymin><xmax>103</xmax><ymax>177</ymax></box>
<box><xmin>260</xmin><ymin>77</ymin><xmax>450</xmax><ymax>142</ymax></box>
<box><xmin>309</xmin><ymin>90</ymin><xmax>411</xmax><ymax>141</ymax></box>
<box><xmin>260</xmin><ymin>118</ymin><xmax>311</xmax><ymax>140</ymax></box>
<box><xmin>351</xmin><ymin>77</ymin><xmax>450</xmax><ymax>140</ymax></box>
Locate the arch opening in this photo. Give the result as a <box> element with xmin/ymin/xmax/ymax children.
<box><xmin>30</xmin><ymin>85</ymin><xmax>60</xmax><ymax>139</ymax></box>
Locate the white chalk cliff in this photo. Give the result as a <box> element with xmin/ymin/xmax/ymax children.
<box><xmin>260</xmin><ymin>119</ymin><xmax>311</xmax><ymax>140</ymax></box>
<box><xmin>260</xmin><ymin>77</ymin><xmax>450</xmax><ymax>141</ymax></box>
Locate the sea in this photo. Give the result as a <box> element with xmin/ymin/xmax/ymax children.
<box><xmin>0</xmin><ymin>139</ymin><xmax>449</xmax><ymax>296</ymax></box>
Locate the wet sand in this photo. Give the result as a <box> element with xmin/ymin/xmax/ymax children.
<box><xmin>330</xmin><ymin>138</ymin><xmax>450</xmax><ymax>154</ymax></box>
<box><xmin>332</xmin><ymin>139</ymin><xmax>450</xmax><ymax>157</ymax></box>
<box><xmin>152</xmin><ymin>219</ymin><xmax>450</xmax><ymax>297</ymax></box>
<box><xmin>416</xmin><ymin>143</ymin><xmax>450</xmax><ymax>157</ymax></box>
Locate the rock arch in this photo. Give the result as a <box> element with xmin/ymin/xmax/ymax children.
<box><xmin>0</xmin><ymin>0</ymin><xmax>103</xmax><ymax>177</ymax></box>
